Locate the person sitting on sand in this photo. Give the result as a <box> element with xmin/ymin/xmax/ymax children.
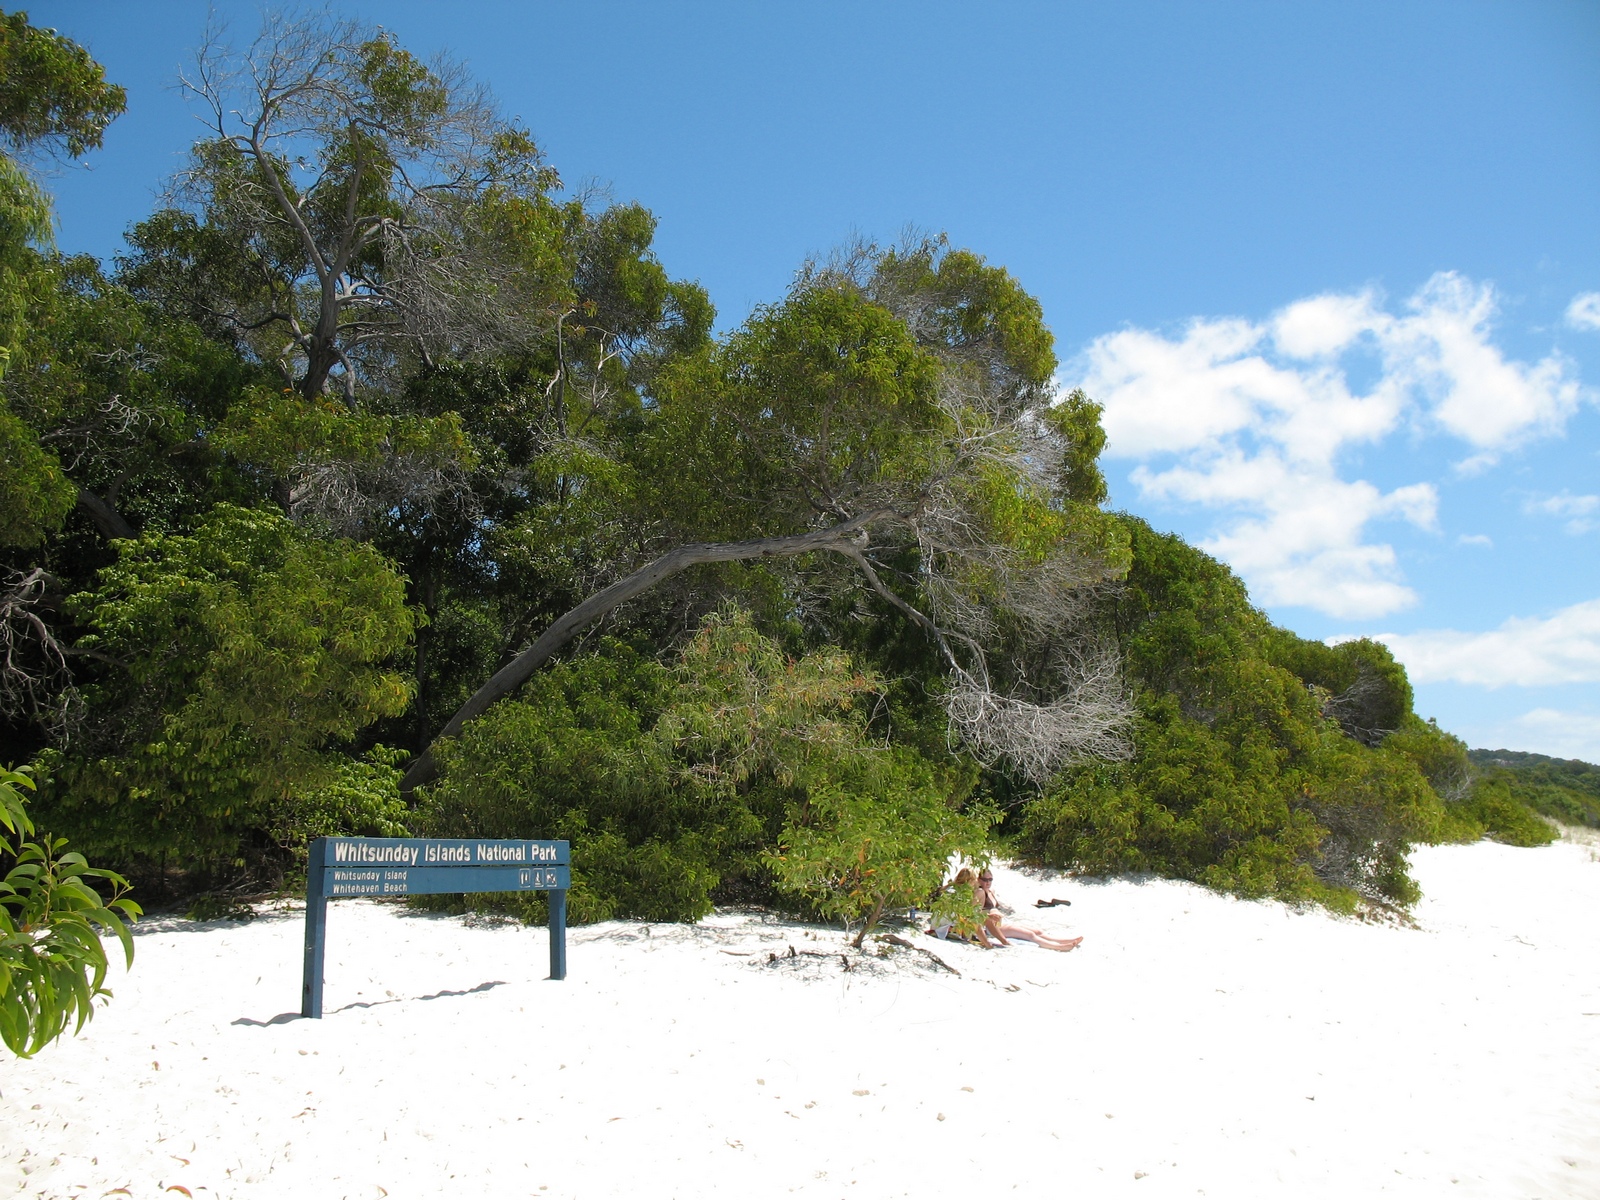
<box><xmin>975</xmin><ymin>869</ymin><xmax>1083</xmax><ymax>952</ymax></box>
<box><xmin>930</xmin><ymin>867</ymin><xmax>1001</xmax><ymax>947</ymax></box>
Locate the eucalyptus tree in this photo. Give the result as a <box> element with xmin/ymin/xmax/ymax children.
<box><xmin>123</xmin><ymin>12</ymin><xmax>706</xmax><ymax>415</ymax></box>
<box><xmin>119</xmin><ymin>11</ymin><xmax>559</xmax><ymax>402</ymax></box>
<box><xmin>403</xmin><ymin>239</ymin><xmax>1136</xmax><ymax>793</ymax></box>
<box><xmin>114</xmin><ymin>12</ymin><xmax>714</xmax><ymax>749</ymax></box>
<box><xmin>0</xmin><ymin>10</ymin><xmax>125</xmax><ymax>162</ymax></box>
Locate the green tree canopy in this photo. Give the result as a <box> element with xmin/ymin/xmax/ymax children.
<box><xmin>119</xmin><ymin>10</ymin><xmax>691</xmax><ymax>410</ymax></box>
<box><xmin>0</xmin><ymin>10</ymin><xmax>126</xmax><ymax>159</ymax></box>
<box><xmin>402</xmin><ymin>238</ymin><xmax>1132</xmax><ymax>792</ymax></box>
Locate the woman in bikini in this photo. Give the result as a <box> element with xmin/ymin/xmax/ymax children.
<box><xmin>933</xmin><ymin>867</ymin><xmax>994</xmax><ymax>944</ymax></box>
<box><xmin>975</xmin><ymin>869</ymin><xmax>1083</xmax><ymax>952</ymax></box>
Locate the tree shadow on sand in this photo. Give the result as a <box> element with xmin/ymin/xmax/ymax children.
<box><xmin>231</xmin><ymin>979</ymin><xmax>508</xmax><ymax>1025</ymax></box>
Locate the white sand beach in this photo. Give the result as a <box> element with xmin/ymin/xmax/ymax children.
<box><xmin>3</xmin><ymin>836</ymin><xmax>1598</xmax><ymax>1200</ymax></box>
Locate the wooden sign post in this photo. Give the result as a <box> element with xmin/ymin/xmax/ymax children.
<box><xmin>301</xmin><ymin>836</ymin><xmax>571</xmax><ymax>1019</ymax></box>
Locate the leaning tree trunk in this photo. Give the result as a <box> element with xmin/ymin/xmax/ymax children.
<box><xmin>75</xmin><ymin>489</ymin><xmax>136</xmax><ymax>541</ymax></box>
<box><xmin>398</xmin><ymin>509</ymin><xmax>901</xmax><ymax>796</ymax></box>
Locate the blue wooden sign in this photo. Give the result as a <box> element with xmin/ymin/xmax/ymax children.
<box><xmin>301</xmin><ymin>837</ymin><xmax>571</xmax><ymax>1019</ymax></box>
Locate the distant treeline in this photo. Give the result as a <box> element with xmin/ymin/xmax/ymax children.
<box><xmin>1467</xmin><ymin>750</ymin><xmax>1600</xmax><ymax>829</ymax></box>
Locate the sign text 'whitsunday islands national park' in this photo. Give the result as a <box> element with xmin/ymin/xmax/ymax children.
<box><xmin>301</xmin><ymin>837</ymin><xmax>571</xmax><ymax>1019</ymax></box>
<box><xmin>329</xmin><ymin>837</ymin><xmax>566</xmax><ymax>865</ymax></box>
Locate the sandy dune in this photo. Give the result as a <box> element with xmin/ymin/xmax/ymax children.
<box><xmin>3</xmin><ymin>837</ymin><xmax>1597</xmax><ymax>1199</ymax></box>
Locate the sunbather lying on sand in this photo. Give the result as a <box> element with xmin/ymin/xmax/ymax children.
<box><xmin>976</xmin><ymin>869</ymin><xmax>1083</xmax><ymax>952</ymax></box>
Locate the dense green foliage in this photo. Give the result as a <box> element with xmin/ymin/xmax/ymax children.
<box><xmin>416</xmin><ymin>609</ymin><xmax>989</xmax><ymax>930</ymax></box>
<box><xmin>0</xmin><ymin>10</ymin><xmax>125</xmax><ymax>159</ymax></box>
<box><xmin>33</xmin><ymin>505</ymin><xmax>416</xmax><ymax>876</ymax></box>
<box><xmin>764</xmin><ymin>752</ymin><xmax>993</xmax><ymax>946</ymax></box>
<box><xmin>1</xmin><ymin>766</ymin><xmax>139</xmax><ymax>1057</ymax></box>
<box><xmin>1</xmin><ymin>13</ymin><xmax>1560</xmax><ymax>937</ymax></box>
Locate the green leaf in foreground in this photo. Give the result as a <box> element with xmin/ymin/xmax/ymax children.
<box><xmin>0</xmin><ymin>766</ymin><xmax>140</xmax><ymax>1058</ymax></box>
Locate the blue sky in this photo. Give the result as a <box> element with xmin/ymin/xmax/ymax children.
<box><xmin>30</xmin><ymin>1</ymin><xmax>1600</xmax><ymax>760</ymax></box>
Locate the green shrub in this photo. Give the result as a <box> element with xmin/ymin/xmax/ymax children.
<box><xmin>1296</xmin><ymin>739</ymin><xmax>1441</xmax><ymax>906</ymax></box>
<box><xmin>39</xmin><ymin>504</ymin><xmax>416</xmax><ymax>876</ymax></box>
<box><xmin>1264</xmin><ymin>634</ymin><xmax>1414</xmax><ymax>746</ymax></box>
<box><xmin>765</xmin><ymin>747</ymin><xmax>994</xmax><ymax>946</ymax></box>
<box><xmin>1383</xmin><ymin>715</ymin><xmax>1473</xmax><ymax>803</ymax></box>
<box><xmin>1504</xmin><ymin>779</ymin><xmax>1600</xmax><ymax>829</ymax></box>
<box><xmin>1021</xmin><ymin>699</ymin><xmax>1328</xmax><ymax>903</ymax></box>
<box><xmin>413</xmin><ymin>639</ymin><xmax>733</xmax><ymax>922</ymax></box>
<box><xmin>415</xmin><ymin>612</ymin><xmax>871</xmax><ymax>922</ymax></box>
<box><xmin>268</xmin><ymin>746</ymin><xmax>414</xmax><ymax>859</ymax></box>
<box><xmin>1453</xmin><ymin>778</ymin><xmax>1557</xmax><ymax>848</ymax></box>
<box><xmin>564</xmin><ymin>829</ymin><xmax>727</xmax><ymax>924</ymax></box>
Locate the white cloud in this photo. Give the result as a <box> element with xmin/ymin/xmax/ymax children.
<box><xmin>1494</xmin><ymin>709</ymin><xmax>1600</xmax><ymax>764</ymax></box>
<box><xmin>1071</xmin><ymin>271</ymin><xmax>1589</xmax><ymax>618</ymax></box>
<box><xmin>1389</xmin><ymin>273</ymin><xmax>1582</xmax><ymax>451</ymax></box>
<box><xmin>1566</xmin><ymin>292</ymin><xmax>1600</xmax><ymax>332</ymax></box>
<box><xmin>1132</xmin><ymin>452</ymin><xmax>1434</xmax><ymax>617</ymax></box>
<box><xmin>1272</xmin><ymin>291</ymin><xmax>1381</xmax><ymax>359</ymax></box>
<box><xmin>1374</xmin><ymin>598</ymin><xmax>1600</xmax><ymax>687</ymax></box>
<box><xmin>1524</xmin><ymin>491</ymin><xmax>1599</xmax><ymax>535</ymax></box>
<box><xmin>1456</xmin><ymin>533</ymin><xmax>1492</xmax><ymax>547</ymax></box>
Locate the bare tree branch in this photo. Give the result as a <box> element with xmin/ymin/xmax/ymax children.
<box><xmin>0</xmin><ymin>567</ymin><xmax>82</xmax><ymax>738</ymax></box>
<box><xmin>401</xmin><ymin>509</ymin><xmax>898</xmax><ymax>793</ymax></box>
